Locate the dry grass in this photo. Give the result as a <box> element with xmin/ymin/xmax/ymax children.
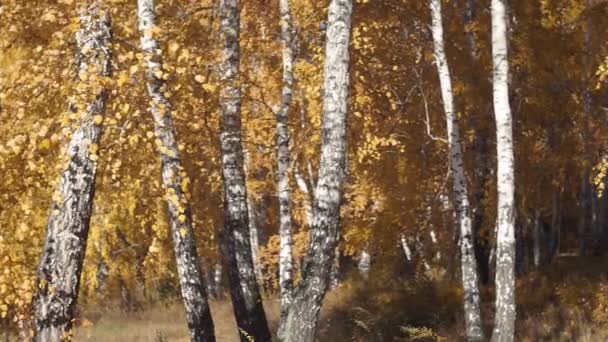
<box><xmin>64</xmin><ymin>257</ymin><xmax>608</xmax><ymax>341</ymax></box>
<box><xmin>74</xmin><ymin>299</ymin><xmax>276</xmax><ymax>342</ymax></box>
<box><xmin>73</xmin><ymin>289</ymin><xmax>352</xmax><ymax>342</ymax></box>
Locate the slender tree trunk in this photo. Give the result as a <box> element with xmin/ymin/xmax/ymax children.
<box><xmin>401</xmin><ymin>234</ymin><xmax>413</xmax><ymax>262</ymax></box>
<box><xmin>213</xmin><ymin>263</ymin><xmax>223</xmax><ymax>299</ymax></box>
<box><xmin>329</xmin><ymin>245</ymin><xmax>341</xmax><ymax>289</ymax></box>
<box><xmin>295</xmin><ymin>168</ymin><xmax>314</xmax><ymax>225</ymax></box>
<box><xmin>243</xmin><ymin>150</ymin><xmax>264</xmax><ymax>289</ymax></box>
<box><xmin>218</xmin><ymin>1</ymin><xmax>271</xmax><ymax>340</ymax></box>
<box><xmin>358</xmin><ymin>247</ymin><xmax>371</xmax><ymax>280</ymax></box>
<box><xmin>429</xmin><ymin>0</ymin><xmax>484</xmax><ymax>339</ymax></box>
<box><xmin>33</xmin><ymin>5</ymin><xmax>112</xmax><ymax>341</ymax></box>
<box><xmin>532</xmin><ymin>210</ymin><xmax>541</xmax><ymax>268</ymax></box>
<box><xmin>578</xmin><ymin>174</ymin><xmax>590</xmax><ymax>255</ymax></box>
<box><xmin>491</xmin><ymin>0</ymin><xmax>516</xmax><ymax>340</ymax></box>
<box><xmin>277</xmin><ymin>0</ymin><xmax>296</xmax><ymax>333</ymax></box>
<box><xmin>247</xmin><ymin>196</ymin><xmax>264</xmax><ymax>288</ymax></box>
<box><xmin>415</xmin><ymin>235</ymin><xmax>432</xmax><ymax>272</ymax></box>
<box><xmin>279</xmin><ymin>0</ymin><xmax>352</xmax><ymax>340</ymax></box>
<box><xmin>138</xmin><ymin>1</ymin><xmax>216</xmax><ymax>340</ymax></box>
<box><xmin>548</xmin><ymin>189</ymin><xmax>561</xmax><ymax>263</ymax></box>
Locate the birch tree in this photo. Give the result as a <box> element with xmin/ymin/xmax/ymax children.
<box><xmin>429</xmin><ymin>0</ymin><xmax>484</xmax><ymax>340</ymax></box>
<box><xmin>137</xmin><ymin>1</ymin><xmax>216</xmax><ymax>340</ymax></box>
<box><xmin>218</xmin><ymin>0</ymin><xmax>271</xmax><ymax>340</ymax></box>
<box><xmin>33</xmin><ymin>4</ymin><xmax>112</xmax><ymax>341</ymax></box>
<box><xmin>280</xmin><ymin>0</ymin><xmax>353</xmax><ymax>340</ymax></box>
<box><xmin>491</xmin><ymin>0</ymin><xmax>516</xmax><ymax>340</ymax></box>
<box><xmin>277</xmin><ymin>0</ymin><xmax>296</xmax><ymax>327</ymax></box>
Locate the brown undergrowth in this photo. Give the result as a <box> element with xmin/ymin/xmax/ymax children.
<box><xmin>71</xmin><ymin>256</ymin><xmax>608</xmax><ymax>341</ymax></box>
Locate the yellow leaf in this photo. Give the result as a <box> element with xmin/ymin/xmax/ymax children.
<box><xmin>202</xmin><ymin>83</ymin><xmax>217</xmax><ymax>92</ymax></box>
<box><xmin>78</xmin><ymin>70</ymin><xmax>89</xmax><ymax>81</ymax></box>
<box><xmin>39</xmin><ymin>139</ymin><xmax>51</xmax><ymax>150</ymax></box>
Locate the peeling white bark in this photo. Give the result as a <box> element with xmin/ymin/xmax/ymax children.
<box><xmin>491</xmin><ymin>0</ymin><xmax>516</xmax><ymax>340</ymax></box>
<box><xmin>34</xmin><ymin>5</ymin><xmax>112</xmax><ymax>341</ymax></box>
<box><xmin>429</xmin><ymin>0</ymin><xmax>484</xmax><ymax>339</ymax></box>
<box><xmin>138</xmin><ymin>1</ymin><xmax>215</xmax><ymax>340</ymax></box>
<box><xmin>218</xmin><ymin>0</ymin><xmax>271</xmax><ymax>340</ymax></box>
<box><xmin>277</xmin><ymin>0</ymin><xmax>296</xmax><ymax>331</ymax></box>
<box><xmin>279</xmin><ymin>0</ymin><xmax>352</xmax><ymax>340</ymax></box>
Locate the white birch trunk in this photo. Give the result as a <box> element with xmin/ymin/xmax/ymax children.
<box><xmin>295</xmin><ymin>169</ymin><xmax>314</xmax><ymax>225</ymax></box>
<box><xmin>247</xmin><ymin>197</ymin><xmax>263</xmax><ymax>288</ymax></box>
<box><xmin>218</xmin><ymin>0</ymin><xmax>271</xmax><ymax>339</ymax></box>
<box><xmin>532</xmin><ymin>211</ymin><xmax>541</xmax><ymax>268</ymax></box>
<box><xmin>213</xmin><ymin>263</ymin><xmax>223</xmax><ymax>299</ymax></box>
<box><xmin>491</xmin><ymin>0</ymin><xmax>516</xmax><ymax>340</ymax></box>
<box><xmin>279</xmin><ymin>0</ymin><xmax>352</xmax><ymax>340</ymax></box>
<box><xmin>358</xmin><ymin>247</ymin><xmax>371</xmax><ymax>280</ymax></box>
<box><xmin>243</xmin><ymin>150</ymin><xmax>264</xmax><ymax>289</ymax></box>
<box><xmin>138</xmin><ymin>1</ymin><xmax>216</xmax><ymax>340</ymax></box>
<box><xmin>429</xmin><ymin>0</ymin><xmax>484</xmax><ymax>339</ymax></box>
<box><xmin>277</xmin><ymin>0</ymin><xmax>296</xmax><ymax>330</ymax></box>
<box><xmin>34</xmin><ymin>5</ymin><xmax>111</xmax><ymax>340</ymax></box>
<box><xmin>401</xmin><ymin>234</ymin><xmax>413</xmax><ymax>262</ymax></box>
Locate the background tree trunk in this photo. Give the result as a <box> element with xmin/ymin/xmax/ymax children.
<box><xmin>491</xmin><ymin>0</ymin><xmax>517</xmax><ymax>340</ymax></box>
<box><xmin>279</xmin><ymin>0</ymin><xmax>352</xmax><ymax>340</ymax></box>
<box><xmin>218</xmin><ymin>0</ymin><xmax>271</xmax><ymax>340</ymax></box>
<box><xmin>429</xmin><ymin>0</ymin><xmax>484</xmax><ymax>339</ymax></box>
<box><xmin>34</xmin><ymin>5</ymin><xmax>112</xmax><ymax>341</ymax></box>
<box><xmin>532</xmin><ymin>210</ymin><xmax>542</xmax><ymax>268</ymax></box>
<box><xmin>138</xmin><ymin>1</ymin><xmax>216</xmax><ymax>340</ymax></box>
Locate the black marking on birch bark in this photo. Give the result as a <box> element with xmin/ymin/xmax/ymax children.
<box><xmin>33</xmin><ymin>4</ymin><xmax>112</xmax><ymax>341</ymax></box>
<box><xmin>138</xmin><ymin>0</ymin><xmax>216</xmax><ymax>340</ymax></box>
<box><xmin>218</xmin><ymin>0</ymin><xmax>271</xmax><ymax>341</ymax></box>
<box><xmin>279</xmin><ymin>0</ymin><xmax>352</xmax><ymax>341</ymax></box>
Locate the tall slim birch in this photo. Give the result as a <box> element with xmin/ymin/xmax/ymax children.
<box><xmin>279</xmin><ymin>0</ymin><xmax>352</xmax><ymax>340</ymax></box>
<box><xmin>34</xmin><ymin>4</ymin><xmax>111</xmax><ymax>341</ymax></box>
<box><xmin>429</xmin><ymin>0</ymin><xmax>484</xmax><ymax>340</ymax></box>
<box><xmin>138</xmin><ymin>1</ymin><xmax>215</xmax><ymax>340</ymax></box>
<box><xmin>277</xmin><ymin>0</ymin><xmax>296</xmax><ymax>327</ymax></box>
<box><xmin>218</xmin><ymin>0</ymin><xmax>271</xmax><ymax>340</ymax></box>
<box><xmin>491</xmin><ymin>0</ymin><xmax>516</xmax><ymax>340</ymax></box>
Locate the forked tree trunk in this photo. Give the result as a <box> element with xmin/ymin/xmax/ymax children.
<box><xmin>429</xmin><ymin>1</ymin><xmax>484</xmax><ymax>339</ymax></box>
<box><xmin>34</xmin><ymin>5</ymin><xmax>111</xmax><ymax>341</ymax></box>
<box><xmin>218</xmin><ymin>0</ymin><xmax>271</xmax><ymax>340</ymax></box>
<box><xmin>138</xmin><ymin>1</ymin><xmax>216</xmax><ymax>340</ymax></box>
<box><xmin>277</xmin><ymin>0</ymin><xmax>296</xmax><ymax>333</ymax></box>
<box><xmin>279</xmin><ymin>0</ymin><xmax>352</xmax><ymax>340</ymax></box>
<box><xmin>491</xmin><ymin>0</ymin><xmax>517</xmax><ymax>340</ymax></box>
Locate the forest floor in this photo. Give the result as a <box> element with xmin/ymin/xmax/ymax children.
<box><xmin>72</xmin><ymin>255</ymin><xmax>608</xmax><ymax>341</ymax></box>
<box><xmin>74</xmin><ymin>289</ymin><xmax>351</xmax><ymax>342</ymax></box>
